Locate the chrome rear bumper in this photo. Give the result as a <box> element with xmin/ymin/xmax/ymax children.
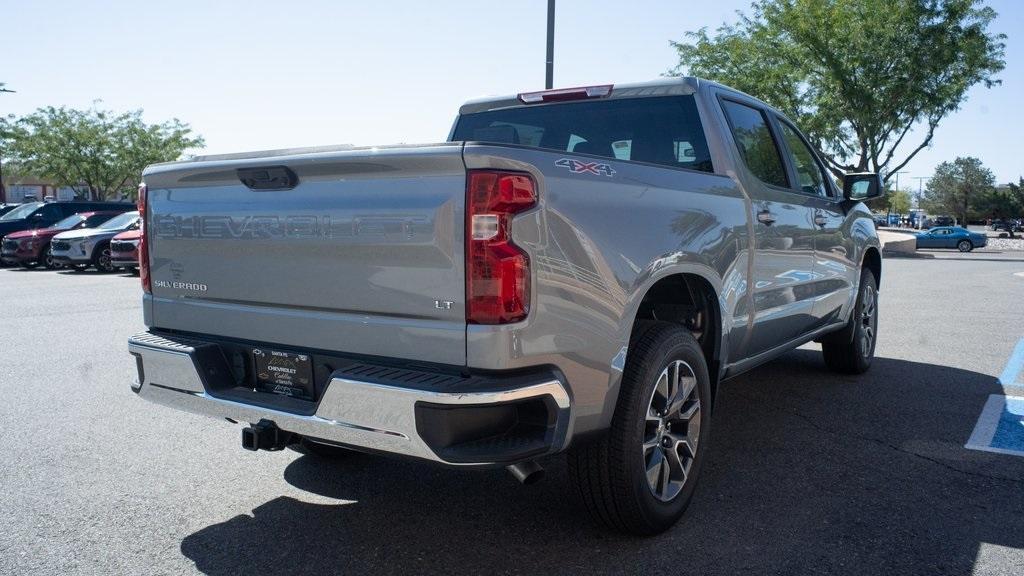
<box><xmin>128</xmin><ymin>331</ymin><xmax>571</xmax><ymax>465</ymax></box>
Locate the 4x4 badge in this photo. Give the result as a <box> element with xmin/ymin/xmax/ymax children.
<box><xmin>555</xmin><ymin>158</ymin><xmax>616</xmax><ymax>177</ymax></box>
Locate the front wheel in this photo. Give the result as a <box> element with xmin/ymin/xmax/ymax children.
<box><xmin>821</xmin><ymin>268</ymin><xmax>878</xmax><ymax>374</ymax></box>
<box><xmin>44</xmin><ymin>245</ymin><xmax>62</xmax><ymax>269</ymax></box>
<box><xmin>95</xmin><ymin>246</ymin><xmax>115</xmax><ymax>272</ymax></box>
<box><xmin>568</xmin><ymin>322</ymin><xmax>710</xmax><ymax>535</ymax></box>
<box><xmin>957</xmin><ymin>240</ymin><xmax>973</xmax><ymax>252</ymax></box>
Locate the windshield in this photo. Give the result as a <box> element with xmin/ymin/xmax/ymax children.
<box><xmin>97</xmin><ymin>211</ymin><xmax>139</xmax><ymax>230</ymax></box>
<box><xmin>0</xmin><ymin>202</ymin><xmax>43</xmax><ymax>221</ymax></box>
<box><xmin>51</xmin><ymin>214</ymin><xmax>87</xmax><ymax>230</ymax></box>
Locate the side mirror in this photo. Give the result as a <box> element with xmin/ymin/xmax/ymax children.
<box><xmin>843</xmin><ymin>173</ymin><xmax>884</xmax><ymax>201</ymax></box>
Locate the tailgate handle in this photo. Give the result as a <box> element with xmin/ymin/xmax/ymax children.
<box><xmin>237</xmin><ymin>166</ymin><xmax>298</xmax><ymax>191</ymax></box>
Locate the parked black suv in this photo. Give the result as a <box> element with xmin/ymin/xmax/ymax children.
<box><xmin>0</xmin><ymin>201</ymin><xmax>135</xmax><ymax>238</ymax></box>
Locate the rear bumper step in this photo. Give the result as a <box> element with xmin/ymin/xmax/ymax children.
<box><xmin>128</xmin><ymin>331</ymin><xmax>571</xmax><ymax>466</ymax></box>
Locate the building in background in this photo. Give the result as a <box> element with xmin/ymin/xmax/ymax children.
<box><xmin>1</xmin><ymin>177</ymin><xmax>83</xmax><ymax>204</ymax></box>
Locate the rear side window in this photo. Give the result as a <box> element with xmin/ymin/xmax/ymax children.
<box><xmin>720</xmin><ymin>100</ymin><xmax>788</xmax><ymax>188</ymax></box>
<box><xmin>37</xmin><ymin>204</ymin><xmax>63</xmax><ymax>221</ymax></box>
<box><xmin>452</xmin><ymin>96</ymin><xmax>714</xmax><ymax>173</ymax></box>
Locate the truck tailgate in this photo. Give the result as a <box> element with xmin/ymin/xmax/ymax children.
<box><xmin>142</xmin><ymin>144</ymin><xmax>467</xmax><ymax>365</ymax></box>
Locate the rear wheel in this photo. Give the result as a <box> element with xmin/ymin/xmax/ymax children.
<box><xmin>957</xmin><ymin>240</ymin><xmax>973</xmax><ymax>252</ymax></box>
<box><xmin>568</xmin><ymin>322</ymin><xmax>710</xmax><ymax>535</ymax></box>
<box><xmin>821</xmin><ymin>268</ymin><xmax>878</xmax><ymax>374</ymax></box>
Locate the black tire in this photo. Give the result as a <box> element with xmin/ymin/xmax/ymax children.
<box><xmin>94</xmin><ymin>244</ymin><xmax>115</xmax><ymax>272</ymax></box>
<box><xmin>821</xmin><ymin>268</ymin><xmax>878</xmax><ymax>374</ymax></box>
<box><xmin>20</xmin><ymin>261</ymin><xmax>39</xmax><ymax>270</ymax></box>
<box><xmin>957</xmin><ymin>240</ymin><xmax>972</xmax><ymax>252</ymax></box>
<box><xmin>568</xmin><ymin>322</ymin><xmax>711</xmax><ymax>535</ymax></box>
<box><xmin>297</xmin><ymin>438</ymin><xmax>353</xmax><ymax>459</ymax></box>
<box><xmin>43</xmin><ymin>245</ymin><xmax>62</xmax><ymax>270</ymax></box>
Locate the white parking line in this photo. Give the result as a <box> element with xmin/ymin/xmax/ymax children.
<box><xmin>965</xmin><ymin>395</ymin><xmax>1024</xmax><ymax>457</ymax></box>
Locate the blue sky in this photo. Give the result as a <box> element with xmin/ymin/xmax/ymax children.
<box><xmin>2</xmin><ymin>0</ymin><xmax>1020</xmax><ymax>187</ymax></box>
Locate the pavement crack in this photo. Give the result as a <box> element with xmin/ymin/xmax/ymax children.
<box><xmin>780</xmin><ymin>406</ymin><xmax>1024</xmax><ymax>486</ymax></box>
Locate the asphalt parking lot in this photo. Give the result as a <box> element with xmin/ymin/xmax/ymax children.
<box><xmin>2</xmin><ymin>260</ymin><xmax>1023</xmax><ymax>575</ymax></box>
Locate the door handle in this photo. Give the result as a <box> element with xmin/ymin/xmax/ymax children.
<box><xmin>814</xmin><ymin>213</ymin><xmax>827</xmax><ymax>227</ymax></box>
<box><xmin>757</xmin><ymin>210</ymin><xmax>776</xmax><ymax>225</ymax></box>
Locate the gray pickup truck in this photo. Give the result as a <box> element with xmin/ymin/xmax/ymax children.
<box><xmin>128</xmin><ymin>78</ymin><xmax>882</xmax><ymax>534</ymax></box>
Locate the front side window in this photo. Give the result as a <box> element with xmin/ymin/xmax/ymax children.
<box><xmin>452</xmin><ymin>96</ymin><xmax>714</xmax><ymax>173</ymax></box>
<box><xmin>721</xmin><ymin>100</ymin><xmax>788</xmax><ymax>188</ymax></box>
<box><xmin>778</xmin><ymin>120</ymin><xmax>829</xmax><ymax>197</ymax></box>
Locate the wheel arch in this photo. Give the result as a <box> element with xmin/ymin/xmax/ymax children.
<box><xmin>862</xmin><ymin>246</ymin><xmax>881</xmax><ymax>288</ymax></box>
<box><xmin>90</xmin><ymin>239</ymin><xmax>111</xmax><ymax>261</ymax></box>
<box><xmin>626</xmin><ymin>272</ymin><xmax>724</xmax><ymax>406</ymax></box>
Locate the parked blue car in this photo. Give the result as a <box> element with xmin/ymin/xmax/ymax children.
<box><xmin>915</xmin><ymin>226</ymin><xmax>988</xmax><ymax>252</ymax></box>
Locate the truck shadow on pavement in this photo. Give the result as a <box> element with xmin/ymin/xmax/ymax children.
<box><xmin>180</xmin><ymin>351</ymin><xmax>1024</xmax><ymax>575</ymax></box>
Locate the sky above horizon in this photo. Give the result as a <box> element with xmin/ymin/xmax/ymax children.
<box><xmin>2</xmin><ymin>0</ymin><xmax>1021</xmax><ymax>188</ymax></box>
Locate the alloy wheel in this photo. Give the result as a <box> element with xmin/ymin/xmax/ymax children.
<box><xmin>860</xmin><ymin>284</ymin><xmax>877</xmax><ymax>358</ymax></box>
<box><xmin>642</xmin><ymin>360</ymin><xmax>701</xmax><ymax>502</ymax></box>
<box><xmin>98</xmin><ymin>249</ymin><xmax>113</xmax><ymax>272</ymax></box>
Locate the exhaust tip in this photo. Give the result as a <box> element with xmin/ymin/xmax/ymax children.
<box><xmin>506</xmin><ymin>460</ymin><xmax>545</xmax><ymax>485</ymax></box>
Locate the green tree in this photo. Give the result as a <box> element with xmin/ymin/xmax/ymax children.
<box><xmin>3</xmin><ymin>105</ymin><xmax>203</xmax><ymax>200</ymax></box>
<box><xmin>922</xmin><ymin>157</ymin><xmax>995</xmax><ymax>224</ymax></box>
<box><xmin>669</xmin><ymin>0</ymin><xmax>1005</xmax><ymax>181</ymax></box>
<box><xmin>975</xmin><ymin>182</ymin><xmax>1024</xmax><ymax>220</ymax></box>
<box><xmin>890</xmin><ymin>189</ymin><xmax>912</xmax><ymax>215</ymax></box>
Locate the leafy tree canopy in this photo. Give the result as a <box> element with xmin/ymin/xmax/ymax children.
<box><xmin>922</xmin><ymin>156</ymin><xmax>995</xmax><ymax>223</ymax></box>
<box><xmin>670</xmin><ymin>0</ymin><xmax>1006</xmax><ymax>181</ymax></box>
<box><xmin>1</xmin><ymin>105</ymin><xmax>203</xmax><ymax>200</ymax></box>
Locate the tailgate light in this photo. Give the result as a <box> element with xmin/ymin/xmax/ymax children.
<box><xmin>466</xmin><ymin>171</ymin><xmax>537</xmax><ymax>324</ymax></box>
<box><xmin>137</xmin><ymin>183</ymin><xmax>151</xmax><ymax>294</ymax></box>
<box><xmin>517</xmin><ymin>84</ymin><xmax>613</xmax><ymax>104</ymax></box>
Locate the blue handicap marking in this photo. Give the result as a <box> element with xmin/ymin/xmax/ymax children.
<box><xmin>998</xmin><ymin>338</ymin><xmax>1024</xmax><ymax>389</ymax></box>
<box><xmin>990</xmin><ymin>397</ymin><xmax>1024</xmax><ymax>453</ymax></box>
<box><xmin>965</xmin><ymin>338</ymin><xmax>1024</xmax><ymax>457</ymax></box>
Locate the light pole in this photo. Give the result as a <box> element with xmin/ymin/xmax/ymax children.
<box><xmin>0</xmin><ymin>85</ymin><xmax>14</xmax><ymax>204</ymax></box>
<box><xmin>545</xmin><ymin>0</ymin><xmax>555</xmax><ymax>89</ymax></box>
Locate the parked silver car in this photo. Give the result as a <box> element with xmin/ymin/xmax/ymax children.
<box><xmin>52</xmin><ymin>211</ymin><xmax>140</xmax><ymax>271</ymax></box>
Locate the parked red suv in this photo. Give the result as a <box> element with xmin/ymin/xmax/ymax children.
<box><xmin>109</xmin><ymin>229</ymin><xmax>141</xmax><ymax>273</ymax></box>
<box><xmin>1</xmin><ymin>211</ymin><xmax>122</xmax><ymax>269</ymax></box>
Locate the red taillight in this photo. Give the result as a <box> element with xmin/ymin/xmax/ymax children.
<box><xmin>466</xmin><ymin>171</ymin><xmax>536</xmax><ymax>324</ymax></box>
<box><xmin>517</xmin><ymin>84</ymin><xmax>613</xmax><ymax>104</ymax></box>
<box><xmin>137</xmin><ymin>183</ymin><xmax>151</xmax><ymax>294</ymax></box>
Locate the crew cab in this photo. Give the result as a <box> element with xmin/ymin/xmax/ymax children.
<box><xmin>128</xmin><ymin>78</ymin><xmax>883</xmax><ymax>534</ymax></box>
